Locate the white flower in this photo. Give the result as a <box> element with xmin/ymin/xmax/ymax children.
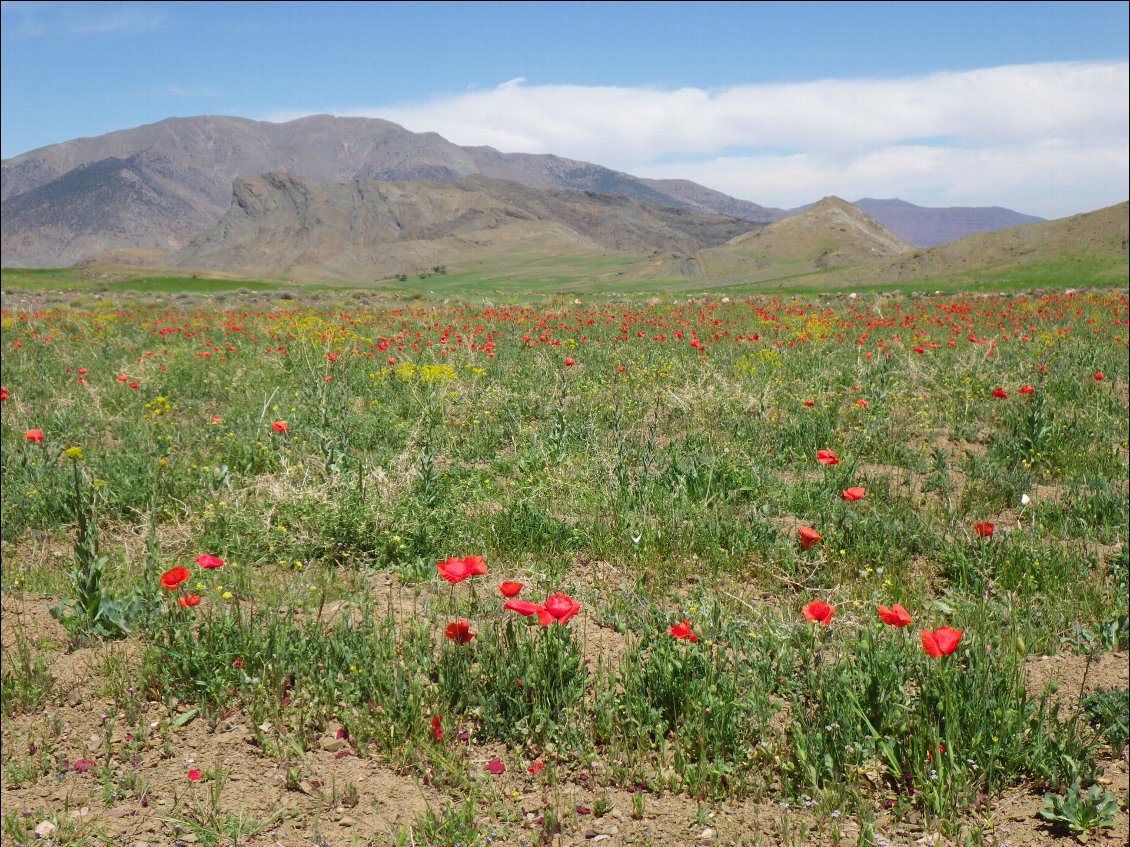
<box><xmin>1020</xmin><ymin>493</ymin><xmax>1031</xmax><ymax>506</ymax></box>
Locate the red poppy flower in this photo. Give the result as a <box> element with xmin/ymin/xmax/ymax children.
<box><xmin>504</xmin><ymin>598</ymin><xmax>545</xmax><ymax>617</ymax></box>
<box><xmin>991</xmin><ymin>387</ymin><xmax>1008</xmax><ymax>399</ymax></box>
<box><xmin>816</xmin><ymin>449</ymin><xmax>839</xmax><ymax>466</ymax></box>
<box><xmin>667</xmin><ymin>619</ymin><xmax>698</xmax><ymax>642</ymax></box>
<box><xmin>179</xmin><ymin>594</ymin><xmax>202</xmax><ymax>608</ymax></box>
<box><xmin>855</xmin><ymin>399</ymin><xmax>869</xmax><ymax>408</ymax></box>
<box><xmin>195</xmin><ymin>553</ymin><xmax>225</xmax><ymax>569</ymax></box>
<box><xmin>973</xmin><ymin>522</ymin><xmax>995</xmax><ymax>538</ymax></box>
<box><xmin>161</xmin><ymin>566</ymin><xmax>190</xmax><ymax>590</ymax></box>
<box><xmin>537</xmin><ymin>593</ymin><xmax>580</xmax><ymax>626</ymax></box>
<box><xmin>528</xmin><ymin>760</ymin><xmax>545</xmax><ymax>775</ymax></box>
<box><xmin>921</xmin><ymin>626</ymin><xmax>963</xmax><ymax>657</ymax></box>
<box><xmin>842</xmin><ymin>486</ymin><xmax>866</xmax><ymax>502</ymax></box>
<box><xmin>462</xmin><ymin>555</ymin><xmax>488</xmax><ymax>576</ymax></box>
<box><xmin>0</xmin><ymin>387</ymin><xmax>7</xmax><ymax>401</ymax></box>
<box><xmin>803</xmin><ymin>399</ymin><xmax>815</xmax><ymax>407</ymax></box>
<box><xmin>438</xmin><ymin>557</ymin><xmax>471</xmax><ymax>584</ymax></box>
<box><xmin>499</xmin><ymin>581</ymin><xmax>523</xmax><ymax>597</ymax></box>
<box><xmin>445</xmin><ymin>619</ymin><xmax>475</xmax><ymax>644</ymax></box>
<box><xmin>23</xmin><ymin>428</ymin><xmax>44</xmax><ymax>443</ymax></box>
<box><xmin>210</xmin><ymin>415</ymin><xmax>223</xmax><ymax>424</ymax></box>
<box><xmin>803</xmin><ymin>600</ymin><xmax>835</xmax><ymax>626</ymax></box>
<box><xmin>233</xmin><ymin>658</ymin><xmax>244</xmax><ymax>669</ymax></box>
<box><xmin>1018</xmin><ymin>385</ymin><xmax>1034</xmax><ymax>395</ymax></box>
<box><xmin>1094</xmin><ymin>372</ymin><xmax>1105</xmax><ymax>381</ymax></box>
<box><xmin>432</xmin><ymin>715</ymin><xmax>443</xmax><ymax>740</ymax></box>
<box><xmin>438</xmin><ymin>555</ymin><xmax>486</xmax><ymax>584</ymax></box>
<box><xmin>188</xmin><ymin>769</ymin><xmax>203</xmax><ymax>782</ymax></box>
<box><xmin>877</xmin><ymin>604</ymin><xmax>912</xmax><ymax>628</ymax></box>
<box><xmin>564</xmin><ymin>357</ymin><xmax>575</xmax><ymax>367</ymax></box>
<box><xmin>799</xmin><ymin>526</ymin><xmax>823</xmax><ymax>550</ymax></box>
<box><xmin>484</xmin><ymin>756</ymin><xmax>506</xmax><ymax>775</ymax></box>
<box><xmin>271</xmin><ymin>420</ymin><xmax>289</xmax><ymax>433</ymax></box>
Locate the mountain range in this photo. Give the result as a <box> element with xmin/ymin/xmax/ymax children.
<box><xmin>1</xmin><ymin>114</ymin><xmax>1124</xmax><ymax>290</ymax></box>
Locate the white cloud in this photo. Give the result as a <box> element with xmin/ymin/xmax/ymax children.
<box><xmin>270</xmin><ymin>61</ymin><xmax>1129</xmax><ymax>219</ymax></box>
<box><xmin>71</xmin><ymin>7</ymin><xmax>164</xmax><ymax>35</ymax></box>
<box><xmin>1</xmin><ymin>2</ymin><xmax>165</xmax><ymax>38</ymax></box>
<box><xmin>166</xmin><ymin>84</ymin><xmax>222</xmax><ymax>99</ymax></box>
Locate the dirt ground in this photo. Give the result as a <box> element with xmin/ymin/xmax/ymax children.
<box><xmin>1</xmin><ymin>593</ymin><xmax>1126</xmax><ymax>846</ymax></box>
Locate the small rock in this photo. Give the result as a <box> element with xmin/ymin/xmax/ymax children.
<box><xmin>591</xmin><ymin>837</ymin><xmax>611</xmax><ymax>843</ymax></box>
<box><xmin>338</xmin><ymin>816</ymin><xmax>356</xmax><ymax>827</ymax></box>
<box><xmin>319</xmin><ymin>736</ymin><xmax>345</xmax><ymax>753</ymax></box>
<box><xmin>66</xmin><ymin>689</ymin><xmax>82</xmax><ymax>707</ymax></box>
<box><xmin>180</xmin><ymin>833</ymin><xmax>198</xmax><ymax>844</ymax></box>
<box><xmin>699</xmin><ymin>827</ymin><xmax>716</xmax><ymax>840</ymax></box>
<box><xmin>34</xmin><ymin>821</ymin><xmax>57</xmax><ymax>839</ymax></box>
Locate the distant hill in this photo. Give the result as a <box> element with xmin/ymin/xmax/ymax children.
<box><xmin>850</xmin><ymin>198</ymin><xmax>1044</xmax><ymax>246</ymax></box>
<box><xmin>826</xmin><ymin>200</ymin><xmax>1128</xmax><ymax>287</ymax></box>
<box><xmin>1</xmin><ymin>115</ymin><xmax>782</xmax><ymax>267</ymax></box>
<box><xmin>166</xmin><ymin>172</ymin><xmax>760</xmax><ymax>281</ymax></box>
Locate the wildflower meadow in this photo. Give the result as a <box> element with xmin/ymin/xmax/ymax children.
<box><xmin>1</xmin><ymin>288</ymin><xmax>1127</xmax><ymax>846</ymax></box>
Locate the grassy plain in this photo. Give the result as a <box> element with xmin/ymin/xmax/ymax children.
<box><xmin>0</xmin><ymin>281</ymin><xmax>1127</xmax><ymax>846</ymax></box>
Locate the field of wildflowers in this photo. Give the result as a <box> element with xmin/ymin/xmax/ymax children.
<box><xmin>1</xmin><ymin>288</ymin><xmax>1127</xmax><ymax>846</ymax></box>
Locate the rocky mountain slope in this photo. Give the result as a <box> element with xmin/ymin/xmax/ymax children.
<box><xmin>168</xmin><ymin>172</ymin><xmax>760</xmax><ymax>281</ymax></box>
<box><xmin>1</xmin><ymin>115</ymin><xmax>782</xmax><ymax>267</ymax></box>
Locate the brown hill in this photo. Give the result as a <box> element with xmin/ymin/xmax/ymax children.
<box><xmin>825</xmin><ymin>200</ymin><xmax>1129</xmax><ymax>287</ymax></box>
<box><xmin>686</xmin><ymin>196</ymin><xmax>912</xmax><ymax>279</ymax></box>
<box><xmin>168</xmin><ymin>173</ymin><xmax>760</xmax><ymax>281</ymax></box>
<box><xmin>1</xmin><ymin>115</ymin><xmax>781</xmax><ymax>267</ymax></box>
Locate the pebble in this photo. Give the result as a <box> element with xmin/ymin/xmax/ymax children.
<box><xmin>591</xmin><ymin>836</ymin><xmax>611</xmax><ymax>843</ymax></box>
<box><xmin>34</xmin><ymin>821</ymin><xmax>57</xmax><ymax>839</ymax></box>
<box><xmin>319</xmin><ymin>736</ymin><xmax>345</xmax><ymax>753</ymax></box>
<box><xmin>699</xmin><ymin>827</ymin><xmax>716</xmax><ymax>840</ymax></box>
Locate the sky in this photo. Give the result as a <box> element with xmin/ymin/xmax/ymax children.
<box><xmin>1</xmin><ymin>1</ymin><xmax>1127</xmax><ymax>219</ymax></box>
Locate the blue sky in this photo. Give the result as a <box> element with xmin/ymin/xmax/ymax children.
<box><xmin>2</xmin><ymin>1</ymin><xmax>1127</xmax><ymax>218</ymax></box>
